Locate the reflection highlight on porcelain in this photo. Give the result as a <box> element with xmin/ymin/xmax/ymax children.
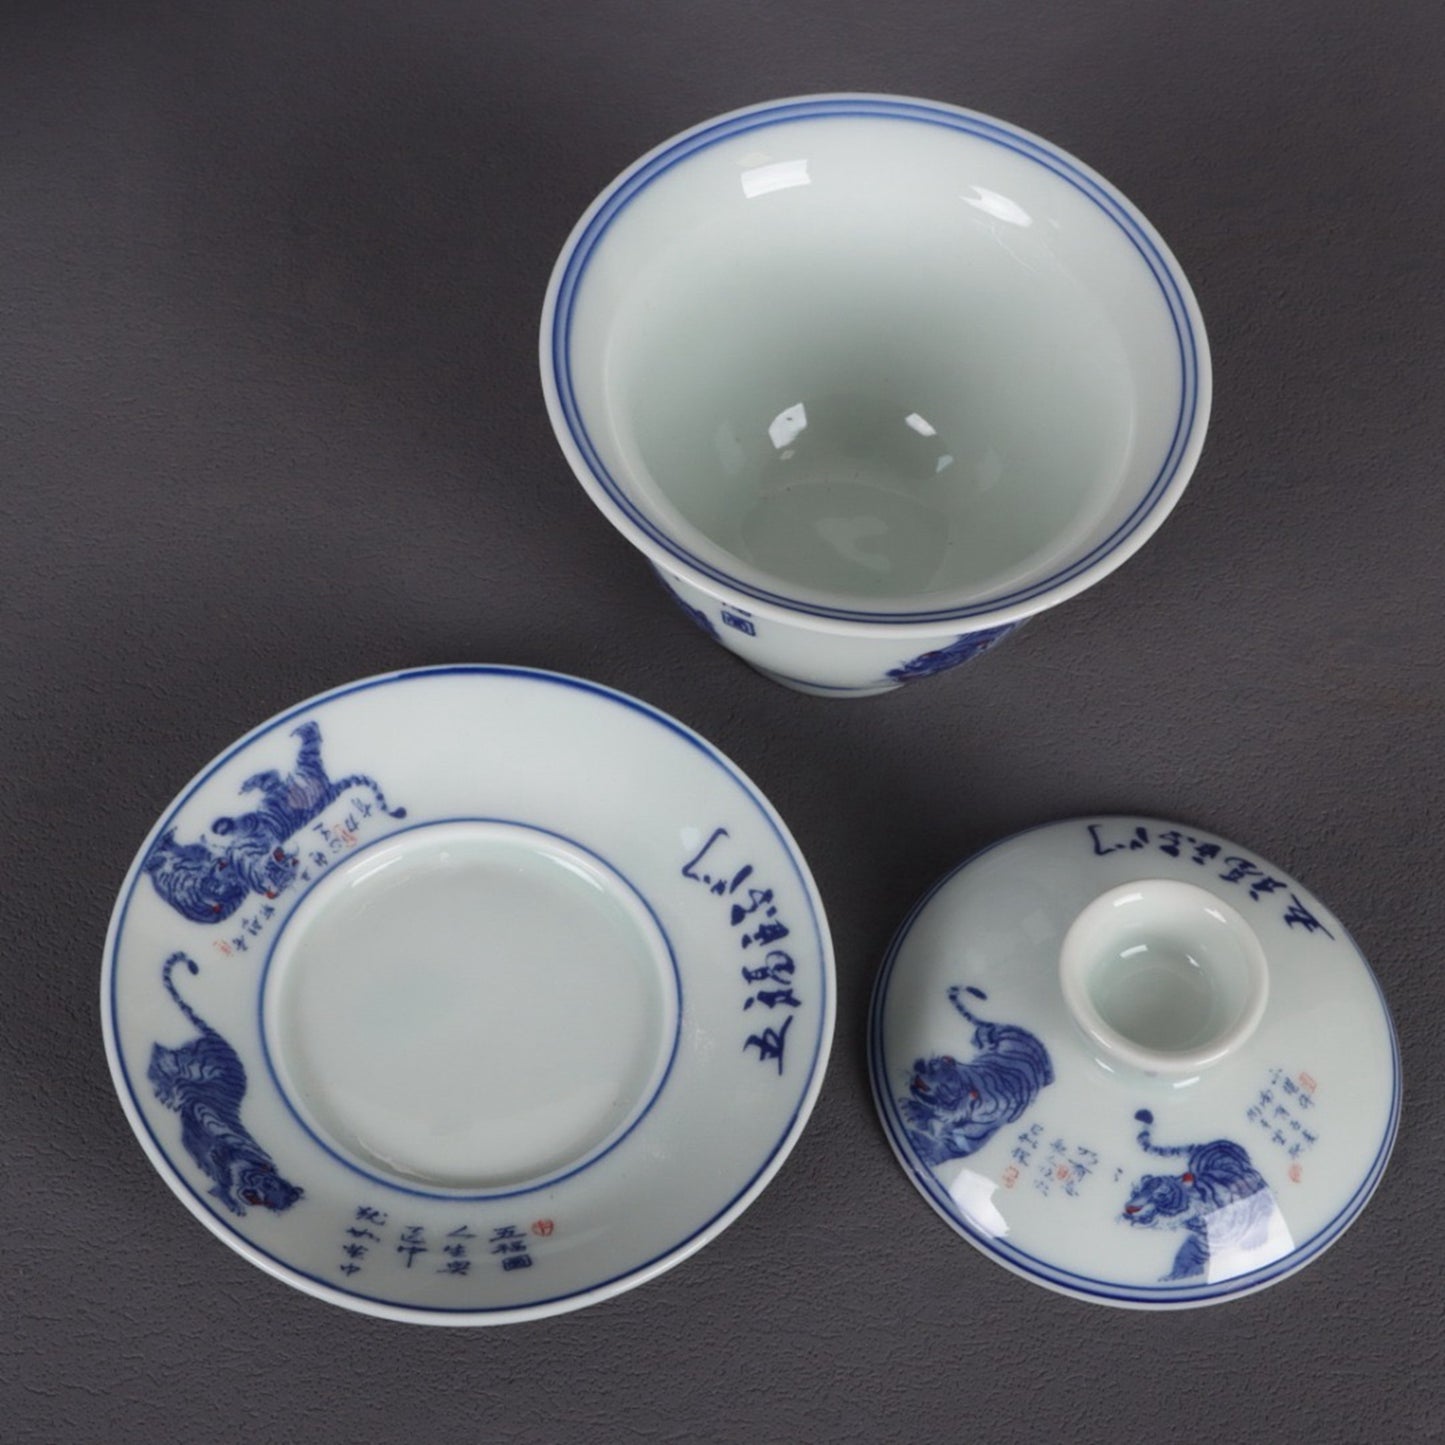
<box><xmin>946</xmin><ymin>1165</ymin><xmax>1010</xmax><ymax>1238</ymax></box>
<box><xmin>264</xmin><ymin>821</ymin><xmax>679</xmax><ymax>1192</ymax></box>
<box><xmin>739</xmin><ymin>156</ymin><xmax>810</xmax><ymax>198</ymax></box>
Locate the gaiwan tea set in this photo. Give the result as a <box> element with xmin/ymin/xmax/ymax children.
<box><xmin>102</xmin><ymin>95</ymin><xmax>1398</xmax><ymax>1323</ymax></box>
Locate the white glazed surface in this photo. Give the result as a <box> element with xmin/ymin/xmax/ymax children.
<box><xmin>1059</xmin><ymin>879</ymin><xmax>1270</xmax><ymax>1077</ymax></box>
<box><xmin>264</xmin><ymin>821</ymin><xmax>679</xmax><ymax>1190</ymax></box>
<box><xmin>542</xmin><ymin>95</ymin><xmax>1212</xmax><ymax>694</ymax></box>
<box><xmin>102</xmin><ymin>667</ymin><xmax>835</xmax><ymax>1324</ymax></box>
<box><xmin>869</xmin><ymin>817</ymin><xmax>1399</xmax><ymax>1308</ymax></box>
<box><xmin>654</xmin><ymin>567</ymin><xmax>1021</xmax><ymax>696</ymax></box>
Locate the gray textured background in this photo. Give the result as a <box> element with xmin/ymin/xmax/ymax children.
<box><xmin>3</xmin><ymin>1</ymin><xmax>1442</xmax><ymax>1440</ymax></box>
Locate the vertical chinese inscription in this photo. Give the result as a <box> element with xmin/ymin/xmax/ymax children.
<box><xmin>681</xmin><ymin>827</ymin><xmax>805</xmax><ymax>1075</ymax></box>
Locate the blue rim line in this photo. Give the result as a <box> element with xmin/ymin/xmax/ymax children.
<box><xmin>109</xmin><ymin>665</ymin><xmax>831</xmax><ymax>1317</ymax></box>
<box><xmin>255</xmin><ymin>816</ymin><xmax>685</xmax><ymax>1202</ymax></box>
<box><xmin>550</xmin><ymin>96</ymin><xmax>1201</xmax><ymax>625</ymax></box>
<box><xmin>866</xmin><ymin>819</ymin><xmax>1402</xmax><ymax>1306</ymax></box>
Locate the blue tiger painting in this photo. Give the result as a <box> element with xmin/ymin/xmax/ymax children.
<box><xmin>143</xmin><ymin>719</ymin><xmax>405</xmax><ymax>923</ymax></box>
<box><xmin>148</xmin><ymin>952</ymin><xmax>303</xmax><ymax>1217</ymax></box>
<box><xmin>655</xmin><ymin>572</ymin><xmax>720</xmax><ymax>639</ymax></box>
<box><xmin>1122</xmin><ymin>1109</ymin><xmax>1274</xmax><ymax>1281</ymax></box>
<box><xmin>887</xmin><ymin>623</ymin><xmax>1016</xmax><ymax>683</ymax></box>
<box><xmin>900</xmin><ymin>986</ymin><xmax>1055</xmax><ymax>1166</ymax></box>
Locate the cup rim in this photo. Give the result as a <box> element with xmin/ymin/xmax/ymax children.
<box><xmin>540</xmin><ymin>92</ymin><xmax>1213</xmax><ymax>638</ymax></box>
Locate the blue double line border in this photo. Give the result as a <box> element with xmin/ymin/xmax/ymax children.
<box><xmin>549</xmin><ymin>95</ymin><xmax>1206</xmax><ymax>626</ymax></box>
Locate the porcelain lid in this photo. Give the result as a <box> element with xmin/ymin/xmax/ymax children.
<box><xmin>868</xmin><ymin>816</ymin><xmax>1399</xmax><ymax>1308</ymax></box>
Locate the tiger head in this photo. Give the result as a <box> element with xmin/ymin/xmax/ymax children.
<box><xmin>236</xmin><ymin>1159</ymin><xmax>304</xmax><ymax>1214</ymax></box>
<box><xmin>211</xmin><ymin>813</ymin><xmax>300</xmax><ymax>900</ymax></box>
<box><xmin>144</xmin><ymin>828</ymin><xmax>252</xmax><ymax>924</ymax></box>
<box><xmin>908</xmin><ymin>1054</ymin><xmax>986</xmax><ymax>1122</ymax></box>
<box><xmin>1122</xmin><ymin>1172</ymin><xmax>1194</xmax><ymax>1227</ymax></box>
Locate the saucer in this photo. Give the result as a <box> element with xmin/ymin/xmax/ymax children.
<box><xmin>103</xmin><ymin>667</ymin><xmax>834</xmax><ymax>1323</ymax></box>
<box><xmin>868</xmin><ymin>817</ymin><xmax>1399</xmax><ymax>1308</ymax></box>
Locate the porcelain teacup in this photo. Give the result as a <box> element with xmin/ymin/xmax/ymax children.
<box><xmin>542</xmin><ymin>94</ymin><xmax>1211</xmax><ymax>697</ymax></box>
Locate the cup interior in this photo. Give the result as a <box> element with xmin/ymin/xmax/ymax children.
<box><xmin>554</xmin><ymin>99</ymin><xmax>1204</xmax><ymax>618</ymax></box>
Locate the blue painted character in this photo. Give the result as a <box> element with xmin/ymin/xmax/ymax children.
<box><xmin>887</xmin><ymin>623</ymin><xmax>1016</xmax><ymax>682</ymax></box>
<box><xmin>901</xmin><ymin>986</ymin><xmax>1055</xmax><ymax>1166</ymax></box>
<box><xmin>147</xmin><ymin>952</ymin><xmax>303</xmax><ymax>1217</ymax></box>
<box><xmin>1122</xmin><ymin>1109</ymin><xmax>1273</xmax><ymax>1281</ymax></box>
<box><xmin>143</xmin><ymin>720</ymin><xmax>406</xmax><ymax>923</ymax></box>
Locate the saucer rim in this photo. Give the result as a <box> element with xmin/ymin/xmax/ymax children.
<box><xmin>102</xmin><ymin>664</ymin><xmax>836</xmax><ymax>1325</ymax></box>
<box><xmin>866</xmin><ymin>816</ymin><xmax>1401</xmax><ymax>1309</ymax></box>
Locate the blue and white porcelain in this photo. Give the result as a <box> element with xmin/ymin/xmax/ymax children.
<box><xmin>541</xmin><ymin>95</ymin><xmax>1211</xmax><ymax>697</ymax></box>
<box><xmin>103</xmin><ymin>667</ymin><xmax>835</xmax><ymax>1324</ymax></box>
<box><xmin>869</xmin><ymin>818</ymin><xmax>1399</xmax><ymax>1307</ymax></box>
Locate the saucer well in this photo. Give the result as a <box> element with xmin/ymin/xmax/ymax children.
<box><xmin>868</xmin><ymin>817</ymin><xmax>1399</xmax><ymax>1308</ymax></box>
<box><xmin>103</xmin><ymin>667</ymin><xmax>834</xmax><ymax>1323</ymax></box>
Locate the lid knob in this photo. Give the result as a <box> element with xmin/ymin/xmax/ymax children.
<box><xmin>1059</xmin><ymin>878</ymin><xmax>1269</xmax><ymax>1079</ymax></box>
